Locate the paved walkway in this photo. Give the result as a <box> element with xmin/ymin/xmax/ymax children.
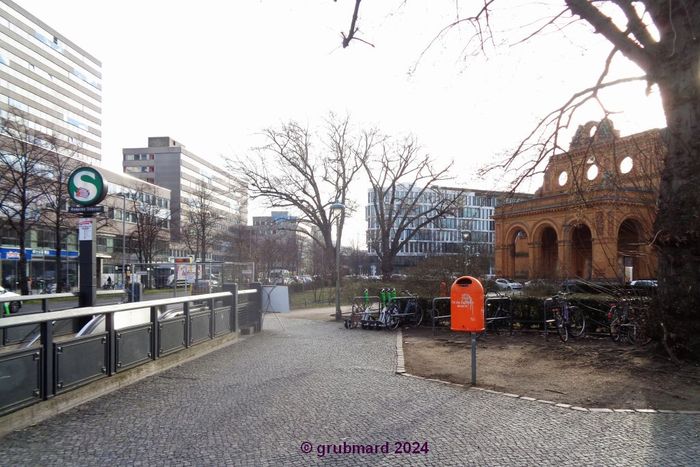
<box><xmin>0</xmin><ymin>308</ymin><xmax>698</xmax><ymax>466</ymax></box>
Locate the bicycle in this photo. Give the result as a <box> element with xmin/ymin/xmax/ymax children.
<box><xmin>384</xmin><ymin>291</ymin><xmax>423</xmax><ymax>330</ymax></box>
<box><xmin>608</xmin><ymin>299</ymin><xmax>651</xmax><ymax>345</ymax></box>
<box><xmin>485</xmin><ymin>295</ymin><xmax>513</xmax><ymax>335</ymax></box>
<box><xmin>545</xmin><ymin>294</ymin><xmax>585</xmax><ymax>342</ymax></box>
<box><xmin>346</xmin><ymin>295</ymin><xmax>379</xmax><ymax>329</ymax></box>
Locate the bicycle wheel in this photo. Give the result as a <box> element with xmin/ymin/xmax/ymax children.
<box><xmin>610</xmin><ymin>316</ymin><xmax>622</xmax><ymax>342</ymax></box>
<box><xmin>412</xmin><ymin>302</ymin><xmax>423</xmax><ymax>327</ymax></box>
<box><xmin>631</xmin><ymin>307</ymin><xmax>652</xmax><ymax>346</ymax></box>
<box><xmin>555</xmin><ymin>312</ymin><xmax>568</xmax><ymax>342</ymax></box>
<box><xmin>568</xmin><ymin>306</ymin><xmax>585</xmax><ymax>338</ymax></box>
<box><xmin>386</xmin><ymin>305</ymin><xmax>401</xmax><ymax>330</ymax></box>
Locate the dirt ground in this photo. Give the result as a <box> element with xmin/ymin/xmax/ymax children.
<box><xmin>402</xmin><ymin>326</ymin><xmax>700</xmax><ymax>410</ymax></box>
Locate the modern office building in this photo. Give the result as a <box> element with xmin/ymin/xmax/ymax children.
<box><xmin>366</xmin><ymin>185</ymin><xmax>531</xmax><ymax>273</ymax></box>
<box><xmin>122</xmin><ymin>137</ymin><xmax>248</xmax><ymax>261</ymax></box>
<box><xmin>0</xmin><ymin>0</ymin><xmax>101</xmax><ymax>163</ymax></box>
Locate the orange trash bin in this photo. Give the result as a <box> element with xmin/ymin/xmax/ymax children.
<box><xmin>450</xmin><ymin>276</ymin><xmax>485</xmax><ymax>332</ymax></box>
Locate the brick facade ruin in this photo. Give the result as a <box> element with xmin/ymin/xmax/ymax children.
<box><xmin>493</xmin><ymin>120</ymin><xmax>665</xmax><ymax>281</ymax></box>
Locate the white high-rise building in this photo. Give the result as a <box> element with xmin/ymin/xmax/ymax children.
<box><xmin>0</xmin><ymin>0</ymin><xmax>101</xmax><ymax>162</ymax></box>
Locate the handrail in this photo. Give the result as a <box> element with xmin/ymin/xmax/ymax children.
<box><xmin>0</xmin><ymin>289</ymin><xmax>125</xmax><ymax>304</ymax></box>
<box><xmin>96</xmin><ymin>290</ymin><xmax>127</xmax><ymax>296</ymax></box>
<box><xmin>0</xmin><ymin>291</ymin><xmax>233</xmax><ymax>328</ymax></box>
<box><xmin>0</xmin><ymin>292</ymin><xmax>74</xmax><ymax>303</ymax></box>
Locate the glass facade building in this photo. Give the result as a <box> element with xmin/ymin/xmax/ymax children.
<box><xmin>366</xmin><ymin>186</ymin><xmax>531</xmax><ymax>271</ymax></box>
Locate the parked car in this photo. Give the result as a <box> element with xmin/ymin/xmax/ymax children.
<box><xmin>630</xmin><ymin>280</ymin><xmax>657</xmax><ymax>295</ymax></box>
<box><xmin>630</xmin><ymin>279</ymin><xmax>657</xmax><ymax>288</ymax></box>
<box><xmin>299</xmin><ymin>275</ymin><xmax>313</xmax><ymax>284</ymax></box>
<box><xmin>0</xmin><ymin>286</ymin><xmax>22</xmax><ymax>314</ymax></box>
<box><xmin>494</xmin><ymin>278</ymin><xmax>523</xmax><ymax>290</ymax></box>
<box><xmin>560</xmin><ymin>279</ymin><xmax>618</xmax><ymax>294</ymax></box>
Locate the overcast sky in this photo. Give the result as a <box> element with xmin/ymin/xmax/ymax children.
<box><xmin>18</xmin><ymin>0</ymin><xmax>666</xmax><ymax>247</ymax></box>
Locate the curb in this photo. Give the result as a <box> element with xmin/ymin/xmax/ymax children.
<box><xmin>395</xmin><ymin>329</ymin><xmax>406</xmax><ymax>374</ymax></box>
<box><xmin>395</xmin><ymin>330</ymin><xmax>699</xmax><ymax>415</ymax></box>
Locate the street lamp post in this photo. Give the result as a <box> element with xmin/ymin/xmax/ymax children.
<box><xmin>462</xmin><ymin>230</ymin><xmax>472</xmax><ymax>273</ymax></box>
<box><xmin>330</xmin><ymin>201</ymin><xmax>345</xmax><ymax>321</ymax></box>
<box><xmin>121</xmin><ymin>193</ymin><xmax>127</xmax><ymax>288</ymax></box>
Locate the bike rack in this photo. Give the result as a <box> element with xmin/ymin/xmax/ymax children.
<box><xmin>484</xmin><ymin>296</ymin><xmax>513</xmax><ymax>335</ymax></box>
<box><xmin>431</xmin><ymin>296</ymin><xmax>451</xmax><ymax>336</ymax></box>
<box><xmin>431</xmin><ymin>295</ymin><xmax>515</xmax><ymax>337</ymax></box>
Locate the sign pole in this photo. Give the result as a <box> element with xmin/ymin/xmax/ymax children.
<box><xmin>68</xmin><ymin>167</ymin><xmax>107</xmax><ymax>309</ymax></box>
<box><xmin>470</xmin><ymin>332</ymin><xmax>477</xmax><ymax>385</ymax></box>
<box><xmin>78</xmin><ymin>215</ymin><xmax>96</xmax><ymax>307</ymax></box>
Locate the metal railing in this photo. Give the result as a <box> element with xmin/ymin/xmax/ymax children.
<box><xmin>0</xmin><ymin>289</ymin><xmax>126</xmax><ymax>314</ymax></box>
<box><xmin>430</xmin><ymin>295</ymin><xmax>514</xmax><ymax>335</ymax></box>
<box><xmin>431</xmin><ymin>296</ymin><xmax>451</xmax><ymax>335</ymax></box>
<box><xmin>0</xmin><ymin>285</ymin><xmax>261</xmax><ymax>417</ymax></box>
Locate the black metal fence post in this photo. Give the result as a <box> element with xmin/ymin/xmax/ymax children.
<box><xmin>105</xmin><ymin>311</ymin><xmax>115</xmax><ymax>376</ymax></box>
<box><xmin>231</xmin><ymin>285</ymin><xmax>238</xmax><ymax>333</ymax></box>
<box><xmin>150</xmin><ymin>305</ymin><xmax>158</xmax><ymax>360</ymax></box>
<box><xmin>40</xmin><ymin>320</ymin><xmax>54</xmax><ymax>400</ymax></box>
<box><xmin>209</xmin><ymin>298</ymin><xmax>215</xmax><ymax>338</ymax></box>
<box><xmin>184</xmin><ymin>301</ymin><xmax>191</xmax><ymax>347</ymax></box>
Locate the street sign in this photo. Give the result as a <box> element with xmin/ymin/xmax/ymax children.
<box><xmin>69</xmin><ymin>205</ymin><xmax>105</xmax><ymax>214</ymax></box>
<box><xmin>67</xmin><ymin>167</ymin><xmax>108</xmax><ymax>206</ymax></box>
<box><xmin>78</xmin><ymin>218</ymin><xmax>94</xmax><ymax>241</ymax></box>
<box><xmin>67</xmin><ymin>167</ymin><xmax>105</xmax><ymax>309</ymax></box>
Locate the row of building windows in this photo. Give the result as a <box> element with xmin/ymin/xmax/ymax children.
<box><xmin>0</xmin><ymin>85</ymin><xmax>101</xmax><ymax>154</ymax></box>
<box><xmin>125</xmin><ymin>165</ymin><xmax>154</xmax><ymax>173</ymax></box>
<box><xmin>0</xmin><ymin>27</ymin><xmax>99</xmax><ymax>106</ymax></box>
<box><xmin>124</xmin><ymin>153</ymin><xmax>155</xmax><ymax>161</ymax></box>
<box><xmin>0</xmin><ymin>107</ymin><xmax>100</xmax><ymax>164</ymax></box>
<box><xmin>0</xmin><ymin>2</ymin><xmax>100</xmax><ymax>76</ymax></box>
<box><xmin>1</xmin><ymin>70</ymin><xmax>99</xmax><ymax>136</ymax></box>
<box><xmin>104</xmin><ymin>182</ymin><xmax>169</xmax><ymax>206</ymax></box>
<box><xmin>0</xmin><ymin>49</ymin><xmax>100</xmax><ymax>121</ymax></box>
<box><xmin>106</xmin><ymin>207</ymin><xmax>170</xmax><ymax>228</ymax></box>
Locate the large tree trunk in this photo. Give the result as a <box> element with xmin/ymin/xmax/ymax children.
<box><xmin>380</xmin><ymin>254</ymin><xmax>394</xmax><ymax>281</ymax></box>
<box><xmin>654</xmin><ymin>51</ymin><xmax>700</xmax><ymax>359</ymax></box>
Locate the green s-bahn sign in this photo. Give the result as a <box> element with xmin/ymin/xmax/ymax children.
<box><xmin>67</xmin><ymin>167</ymin><xmax>108</xmax><ymax>206</ymax></box>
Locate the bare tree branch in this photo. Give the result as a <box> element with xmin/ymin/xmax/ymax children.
<box><xmin>566</xmin><ymin>0</ymin><xmax>653</xmax><ymax>72</ymax></box>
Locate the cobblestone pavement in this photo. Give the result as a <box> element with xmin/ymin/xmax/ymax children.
<box><xmin>1</xmin><ymin>311</ymin><xmax>699</xmax><ymax>466</ymax></box>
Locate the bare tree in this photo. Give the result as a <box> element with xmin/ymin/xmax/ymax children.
<box><xmin>225</xmin><ymin>224</ymin><xmax>254</xmax><ymax>263</ymax></box>
<box><xmin>0</xmin><ymin>109</ymin><xmax>53</xmax><ymax>294</ymax></box>
<box><xmin>181</xmin><ymin>181</ymin><xmax>223</xmax><ymax>264</ymax></box>
<box><xmin>229</xmin><ymin>115</ymin><xmax>377</xmax><ymax>280</ymax></box>
<box><xmin>40</xmin><ymin>142</ymin><xmax>81</xmax><ymax>293</ymax></box>
<box><xmin>127</xmin><ymin>184</ymin><xmax>171</xmax><ymax>277</ymax></box>
<box><xmin>365</xmin><ymin>136</ymin><xmax>463</xmax><ymax>279</ymax></box>
<box><xmin>335</xmin><ymin>0</ymin><xmax>700</xmax><ymax>358</ymax></box>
